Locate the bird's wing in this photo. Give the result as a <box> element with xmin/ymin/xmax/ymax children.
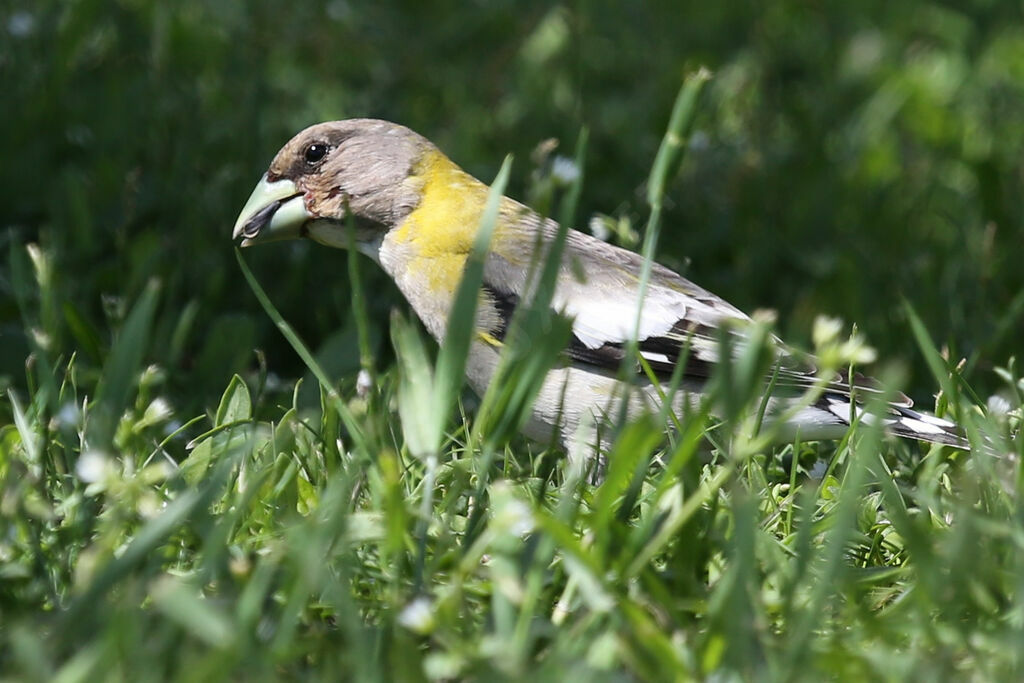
<box><xmin>481</xmin><ymin>213</ymin><xmax>966</xmax><ymax>447</ymax></box>
<box><xmin>484</xmin><ymin>221</ymin><xmax>819</xmax><ymax>390</ymax></box>
<box><xmin>483</xmin><ymin>218</ymin><xmax>923</xmax><ymax>407</ymax></box>
<box><xmin>481</xmin><ymin>253</ymin><xmax>966</xmax><ymax>445</ymax></box>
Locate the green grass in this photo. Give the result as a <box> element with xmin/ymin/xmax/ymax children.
<box><xmin>3</xmin><ymin>264</ymin><xmax>1022</xmax><ymax>682</ymax></box>
<box><xmin>3</xmin><ymin>72</ymin><xmax>1024</xmax><ymax>682</ymax></box>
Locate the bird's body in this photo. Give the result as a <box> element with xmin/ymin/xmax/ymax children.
<box><xmin>233</xmin><ymin>118</ymin><xmax>962</xmax><ymax>451</ymax></box>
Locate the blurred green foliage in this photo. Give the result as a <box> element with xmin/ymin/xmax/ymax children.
<box><xmin>3</xmin><ymin>3</ymin><xmax>1024</xmax><ymax>679</ymax></box>
<box><xmin>2</xmin><ymin>0</ymin><xmax>1023</xmax><ymax>418</ymax></box>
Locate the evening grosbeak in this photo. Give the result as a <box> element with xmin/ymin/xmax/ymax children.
<box><xmin>232</xmin><ymin>119</ymin><xmax>962</xmax><ymax>451</ymax></box>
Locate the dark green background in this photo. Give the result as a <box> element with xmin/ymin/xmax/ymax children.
<box><xmin>3</xmin><ymin>0</ymin><xmax>1022</xmax><ymax>418</ymax></box>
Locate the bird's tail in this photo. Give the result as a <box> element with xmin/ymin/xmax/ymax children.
<box><xmin>816</xmin><ymin>393</ymin><xmax>966</xmax><ymax>448</ymax></box>
<box><xmin>755</xmin><ymin>357</ymin><xmax>971</xmax><ymax>449</ymax></box>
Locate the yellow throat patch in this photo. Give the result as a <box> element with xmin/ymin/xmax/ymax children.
<box><xmin>392</xmin><ymin>149</ymin><xmax>493</xmax><ymax>292</ymax></box>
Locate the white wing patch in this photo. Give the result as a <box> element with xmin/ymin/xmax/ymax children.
<box><xmin>915</xmin><ymin>413</ymin><xmax>957</xmax><ymax>428</ymax></box>
<box><xmin>555</xmin><ymin>284</ymin><xmax>745</xmax><ymax>350</ymax></box>
<box><xmin>825</xmin><ymin>398</ymin><xmax>885</xmax><ymax>426</ymax></box>
<box><xmin>560</xmin><ymin>294</ymin><xmax>685</xmax><ymax>349</ymax></box>
<box><xmin>898</xmin><ymin>416</ymin><xmax>946</xmax><ymax>435</ymax></box>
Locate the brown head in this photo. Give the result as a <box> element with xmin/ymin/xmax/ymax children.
<box><xmin>233</xmin><ymin>119</ymin><xmax>433</xmax><ymax>250</ymax></box>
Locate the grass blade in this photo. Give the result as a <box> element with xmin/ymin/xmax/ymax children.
<box><xmin>235</xmin><ymin>248</ymin><xmax>368</xmax><ymax>453</ymax></box>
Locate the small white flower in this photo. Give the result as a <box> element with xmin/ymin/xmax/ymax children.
<box><xmin>397</xmin><ymin>597</ymin><xmax>435</xmax><ymax>634</ymax></box>
<box><xmin>812</xmin><ymin>316</ymin><xmax>843</xmax><ymax>349</ymax></box>
<box><xmin>76</xmin><ymin>450</ymin><xmax>111</xmax><ymax>484</ymax></box>
<box><xmin>56</xmin><ymin>402</ymin><xmax>82</xmax><ymax>429</ymax></box>
<box><xmin>689</xmin><ymin>129</ymin><xmax>710</xmax><ymax>152</ymax></box>
<box><xmin>7</xmin><ymin>11</ymin><xmax>35</xmax><ymax>37</ymax></box>
<box><xmin>987</xmin><ymin>394</ymin><xmax>1012</xmax><ymax>417</ymax></box>
<box><xmin>356</xmin><ymin>368</ymin><xmax>373</xmax><ymax>398</ymax></box>
<box><xmin>551</xmin><ymin>155</ymin><xmax>580</xmax><ymax>184</ymax></box>
<box><xmin>494</xmin><ymin>497</ymin><xmax>534</xmax><ymax>537</ymax></box>
<box><xmin>326</xmin><ymin>0</ymin><xmax>351</xmax><ymax>21</ymax></box>
<box><xmin>137</xmin><ymin>492</ymin><xmax>161</xmax><ymax>519</ymax></box>
<box><xmin>589</xmin><ymin>215</ymin><xmax>611</xmax><ymax>242</ymax></box>
<box><xmin>144</xmin><ymin>398</ymin><xmax>173</xmax><ymax>423</ymax></box>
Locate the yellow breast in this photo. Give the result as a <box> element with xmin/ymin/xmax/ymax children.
<box><xmin>391</xmin><ymin>148</ymin><xmax>545</xmax><ymax>297</ymax></box>
<box><xmin>390</xmin><ymin>151</ymin><xmax>487</xmax><ymax>288</ymax></box>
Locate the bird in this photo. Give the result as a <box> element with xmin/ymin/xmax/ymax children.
<box><xmin>232</xmin><ymin>118</ymin><xmax>963</xmax><ymax>454</ymax></box>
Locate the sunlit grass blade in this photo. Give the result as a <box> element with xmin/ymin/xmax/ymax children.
<box><xmin>58</xmin><ymin>446</ymin><xmax>243</xmax><ymax>639</ymax></box>
<box><xmin>390</xmin><ymin>310</ymin><xmax>441</xmax><ymax>459</ymax></box>
<box><xmin>903</xmin><ymin>300</ymin><xmax>958</xmax><ymax>403</ymax></box>
<box><xmin>780</xmin><ymin>420</ymin><xmax>881</xmax><ymax>677</ymax></box>
<box><xmin>345</xmin><ymin>217</ymin><xmax>375</xmax><ymax>377</ymax></box>
<box><xmin>472</xmin><ymin>136</ymin><xmax>587</xmax><ymax>449</ymax></box>
<box><xmin>647</xmin><ymin>67</ymin><xmax>713</xmax><ymax>207</ymax></box>
<box><xmin>235</xmin><ymin>247</ymin><xmax>368</xmax><ymax>453</ymax></box>
<box><xmin>432</xmin><ymin>155</ymin><xmax>513</xmax><ymax>437</ymax></box>
<box><xmin>558</xmin><ymin>128</ymin><xmax>588</xmax><ymax>231</ymax></box>
<box><xmin>85</xmin><ymin>279</ymin><xmax>160</xmax><ymax>451</ymax></box>
<box><xmin>624</xmin><ymin>68</ymin><xmax>711</xmax><ymax>388</ymax></box>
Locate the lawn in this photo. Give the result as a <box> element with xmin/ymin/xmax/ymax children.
<box><xmin>3</xmin><ymin>2</ymin><xmax>1024</xmax><ymax>680</ymax></box>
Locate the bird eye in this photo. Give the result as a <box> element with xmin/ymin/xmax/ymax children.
<box><xmin>304</xmin><ymin>143</ymin><xmax>329</xmax><ymax>165</ymax></box>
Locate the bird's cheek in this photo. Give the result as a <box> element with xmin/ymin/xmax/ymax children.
<box><xmin>310</xmin><ymin>187</ymin><xmax>349</xmax><ymax>220</ymax></box>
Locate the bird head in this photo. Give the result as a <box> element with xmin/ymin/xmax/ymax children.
<box><xmin>233</xmin><ymin>119</ymin><xmax>430</xmax><ymax>253</ymax></box>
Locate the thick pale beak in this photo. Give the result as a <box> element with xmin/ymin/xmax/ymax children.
<box><xmin>232</xmin><ymin>176</ymin><xmax>310</xmax><ymax>246</ymax></box>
